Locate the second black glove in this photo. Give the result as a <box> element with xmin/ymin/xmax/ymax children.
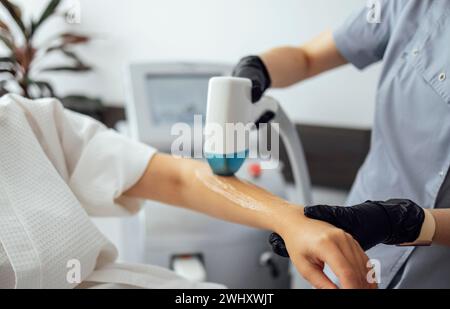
<box><xmin>270</xmin><ymin>199</ymin><xmax>425</xmax><ymax>257</ymax></box>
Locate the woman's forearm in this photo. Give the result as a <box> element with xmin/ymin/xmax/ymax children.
<box><xmin>431</xmin><ymin>209</ymin><xmax>450</xmax><ymax>246</ymax></box>
<box><xmin>125</xmin><ymin>153</ymin><xmax>376</xmax><ymax>289</ymax></box>
<box><xmin>125</xmin><ymin>153</ymin><xmax>301</xmax><ymax>234</ymax></box>
<box><xmin>180</xmin><ymin>161</ymin><xmax>302</xmax><ymax>233</ymax></box>
<box><xmin>261</xmin><ymin>30</ymin><xmax>347</xmax><ymax>88</ymax></box>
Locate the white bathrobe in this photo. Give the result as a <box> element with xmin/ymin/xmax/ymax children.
<box><xmin>0</xmin><ymin>94</ymin><xmax>222</xmax><ymax>289</ymax></box>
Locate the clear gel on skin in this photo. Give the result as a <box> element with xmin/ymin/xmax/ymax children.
<box><xmin>194</xmin><ymin>167</ymin><xmax>290</xmax><ymax>214</ymax></box>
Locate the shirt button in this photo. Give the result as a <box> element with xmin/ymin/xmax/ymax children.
<box><xmin>412</xmin><ymin>48</ymin><xmax>420</xmax><ymax>56</ymax></box>
<box><xmin>439</xmin><ymin>171</ymin><xmax>445</xmax><ymax>177</ymax></box>
<box><xmin>439</xmin><ymin>73</ymin><xmax>447</xmax><ymax>82</ymax></box>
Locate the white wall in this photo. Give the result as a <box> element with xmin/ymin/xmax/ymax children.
<box><xmin>3</xmin><ymin>0</ymin><xmax>380</xmax><ymax>128</ymax></box>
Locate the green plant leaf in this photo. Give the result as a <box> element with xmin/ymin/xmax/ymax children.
<box><xmin>45</xmin><ymin>46</ymin><xmax>83</xmax><ymax>61</ymax></box>
<box><xmin>0</xmin><ymin>68</ymin><xmax>14</xmax><ymax>75</ymax></box>
<box><xmin>0</xmin><ymin>19</ymin><xmax>10</xmax><ymax>32</ymax></box>
<box><xmin>30</xmin><ymin>0</ymin><xmax>61</xmax><ymax>37</ymax></box>
<box><xmin>0</xmin><ymin>56</ymin><xmax>14</xmax><ymax>62</ymax></box>
<box><xmin>0</xmin><ymin>58</ymin><xmax>15</xmax><ymax>77</ymax></box>
<box><xmin>0</xmin><ymin>57</ymin><xmax>14</xmax><ymax>71</ymax></box>
<box><xmin>40</xmin><ymin>64</ymin><xmax>92</xmax><ymax>72</ymax></box>
<box><xmin>0</xmin><ymin>32</ymin><xmax>13</xmax><ymax>50</ymax></box>
<box><xmin>45</xmin><ymin>33</ymin><xmax>90</xmax><ymax>54</ymax></box>
<box><xmin>60</xmin><ymin>33</ymin><xmax>90</xmax><ymax>44</ymax></box>
<box><xmin>42</xmin><ymin>47</ymin><xmax>91</xmax><ymax>72</ymax></box>
<box><xmin>0</xmin><ymin>80</ymin><xmax>10</xmax><ymax>96</ymax></box>
<box><xmin>0</xmin><ymin>0</ymin><xmax>27</xmax><ymax>38</ymax></box>
<box><xmin>29</xmin><ymin>79</ymin><xmax>55</xmax><ymax>98</ymax></box>
<box><xmin>60</xmin><ymin>49</ymin><xmax>85</xmax><ymax>64</ymax></box>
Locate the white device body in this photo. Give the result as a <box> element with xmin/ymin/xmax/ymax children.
<box><xmin>204</xmin><ymin>77</ymin><xmax>278</xmax><ymax>156</ymax></box>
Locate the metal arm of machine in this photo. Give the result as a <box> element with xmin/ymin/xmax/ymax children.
<box><xmin>269</xmin><ymin>101</ymin><xmax>312</xmax><ymax>206</ymax></box>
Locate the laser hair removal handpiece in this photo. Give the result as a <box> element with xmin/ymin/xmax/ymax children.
<box><xmin>204</xmin><ymin>77</ymin><xmax>312</xmax><ymax>205</ymax></box>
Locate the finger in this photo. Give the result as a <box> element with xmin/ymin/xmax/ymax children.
<box><xmin>351</xmin><ymin>240</ymin><xmax>371</xmax><ymax>287</ymax></box>
<box><xmin>351</xmin><ymin>239</ymin><xmax>378</xmax><ymax>289</ymax></box>
<box><xmin>345</xmin><ymin>236</ymin><xmax>378</xmax><ymax>289</ymax></box>
<box><xmin>337</xmin><ymin>235</ymin><xmax>364</xmax><ymax>279</ymax></box>
<box><xmin>335</xmin><ymin>241</ymin><xmax>366</xmax><ymax>289</ymax></box>
<box><xmin>291</xmin><ymin>255</ymin><xmax>338</xmax><ymax>289</ymax></box>
<box><xmin>338</xmin><ymin>234</ymin><xmax>370</xmax><ymax>288</ymax></box>
<box><xmin>338</xmin><ymin>238</ymin><xmax>377</xmax><ymax>289</ymax></box>
<box><xmin>350</xmin><ymin>239</ymin><xmax>376</xmax><ymax>289</ymax></box>
<box><xmin>343</xmin><ymin>234</ymin><xmax>370</xmax><ymax>282</ymax></box>
<box><xmin>318</xmin><ymin>241</ymin><xmax>366</xmax><ymax>289</ymax></box>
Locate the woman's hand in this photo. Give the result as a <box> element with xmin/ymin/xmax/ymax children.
<box><xmin>276</xmin><ymin>212</ymin><xmax>377</xmax><ymax>289</ymax></box>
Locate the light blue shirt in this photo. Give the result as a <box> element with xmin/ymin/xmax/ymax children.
<box><xmin>334</xmin><ymin>0</ymin><xmax>450</xmax><ymax>288</ymax></box>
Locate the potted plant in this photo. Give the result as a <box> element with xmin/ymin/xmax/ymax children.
<box><xmin>0</xmin><ymin>0</ymin><xmax>92</xmax><ymax>99</ymax></box>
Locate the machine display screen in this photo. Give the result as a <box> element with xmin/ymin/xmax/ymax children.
<box><xmin>145</xmin><ymin>74</ymin><xmax>216</xmax><ymax>126</ymax></box>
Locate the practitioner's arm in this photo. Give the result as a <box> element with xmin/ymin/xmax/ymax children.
<box><xmin>261</xmin><ymin>30</ymin><xmax>347</xmax><ymax>88</ymax></box>
<box><xmin>232</xmin><ymin>31</ymin><xmax>347</xmax><ymax>102</ymax></box>
<box><xmin>431</xmin><ymin>209</ymin><xmax>450</xmax><ymax>246</ymax></box>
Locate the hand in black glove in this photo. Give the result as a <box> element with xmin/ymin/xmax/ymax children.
<box><xmin>232</xmin><ymin>56</ymin><xmax>272</xmax><ymax>103</ymax></box>
<box><xmin>270</xmin><ymin>199</ymin><xmax>425</xmax><ymax>257</ymax></box>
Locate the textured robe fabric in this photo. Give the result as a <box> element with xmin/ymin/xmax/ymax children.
<box><xmin>0</xmin><ymin>94</ymin><xmax>223</xmax><ymax>289</ymax></box>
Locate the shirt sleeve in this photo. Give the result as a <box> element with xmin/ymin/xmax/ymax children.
<box><xmin>8</xmin><ymin>94</ymin><xmax>157</xmax><ymax>217</ymax></box>
<box><xmin>64</xmin><ymin>110</ymin><xmax>157</xmax><ymax>217</ymax></box>
<box><xmin>333</xmin><ymin>0</ymin><xmax>402</xmax><ymax>70</ymax></box>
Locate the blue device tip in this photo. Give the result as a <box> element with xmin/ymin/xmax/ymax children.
<box><xmin>205</xmin><ymin>151</ymin><xmax>248</xmax><ymax>176</ymax></box>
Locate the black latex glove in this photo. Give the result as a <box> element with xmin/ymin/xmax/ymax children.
<box><xmin>270</xmin><ymin>199</ymin><xmax>425</xmax><ymax>257</ymax></box>
<box><xmin>232</xmin><ymin>56</ymin><xmax>271</xmax><ymax>103</ymax></box>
